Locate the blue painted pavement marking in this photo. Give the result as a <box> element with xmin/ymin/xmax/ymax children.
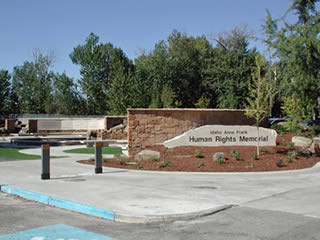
<box><xmin>0</xmin><ymin>224</ymin><xmax>116</xmax><ymax>240</ymax></box>
<box><xmin>0</xmin><ymin>185</ymin><xmax>115</xmax><ymax>221</ymax></box>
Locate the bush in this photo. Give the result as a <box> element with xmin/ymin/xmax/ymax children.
<box><xmin>261</xmin><ymin>148</ymin><xmax>268</xmax><ymax>153</ymax></box>
<box><xmin>252</xmin><ymin>153</ymin><xmax>258</xmax><ymax>160</ymax></box>
<box><xmin>150</xmin><ymin>157</ymin><xmax>159</xmax><ymax>162</ymax></box>
<box><xmin>284</xmin><ymin>121</ymin><xmax>305</xmax><ymax>135</ymax></box>
<box><xmin>285</xmin><ymin>156</ymin><xmax>292</xmax><ymax>163</ymax></box>
<box><xmin>288</xmin><ymin>142</ymin><xmax>294</xmax><ymax>147</ymax></box>
<box><xmin>311</xmin><ymin>125</ymin><xmax>320</xmax><ymax>137</ymax></box>
<box><xmin>195</xmin><ymin>96</ymin><xmax>210</xmax><ymax>109</ymax></box>
<box><xmin>195</xmin><ymin>149</ymin><xmax>203</xmax><ymax>158</ymax></box>
<box><xmin>158</xmin><ymin>161</ymin><xmax>171</xmax><ymax>168</ymax></box>
<box><xmin>276</xmin><ymin>160</ymin><xmax>285</xmax><ymax>168</ymax></box>
<box><xmin>198</xmin><ymin>162</ymin><xmax>205</xmax><ymax>168</ymax></box>
<box><xmin>230</xmin><ymin>150</ymin><xmax>240</xmax><ymax>160</ymax></box>
<box><xmin>271</xmin><ymin>124</ymin><xmax>286</xmax><ymax>134</ymax></box>
<box><xmin>216</xmin><ymin>157</ymin><xmax>226</xmax><ymax>164</ymax></box>
<box><xmin>288</xmin><ymin>150</ymin><xmax>298</xmax><ymax>158</ymax></box>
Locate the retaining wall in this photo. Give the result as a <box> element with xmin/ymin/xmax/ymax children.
<box><xmin>127</xmin><ymin>108</ymin><xmax>259</xmax><ymax>156</ymax></box>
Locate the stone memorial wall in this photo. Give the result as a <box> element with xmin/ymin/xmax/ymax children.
<box><xmin>164</xmin><ymin>125</ymin><xmax>277</xmax><ymax>148</ymax></box>
<box><xmin>127</xmin><ymin>108</ymin><xmax>261</xmax><ymax>156</ymax></box>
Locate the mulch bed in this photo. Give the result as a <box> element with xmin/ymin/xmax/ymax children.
<box><xmin>78</xmin><ymin>133</ymin><xmax>320</xmax><ymax>172</ymax></box>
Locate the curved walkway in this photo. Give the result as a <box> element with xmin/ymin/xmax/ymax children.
<box><xmin>1</xmin><ymin>145</ymin><xmax>320</xmax><ymax>223</ymax></box>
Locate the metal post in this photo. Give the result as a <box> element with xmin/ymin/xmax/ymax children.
<box><xmin>95</xmin><ymin>142</ymin><xmax>103</xmax><ymax>174</ymax></box>
<box><xmin>41</xmin><ymin>145</ymin><xmax>50</xmax><ymax>180</ymax></box>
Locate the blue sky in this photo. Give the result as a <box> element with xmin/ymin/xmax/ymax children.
<box><xmin>0</xmin><ymin>0</ymin><xmax>295</xmax><ymax>80</ymax></box>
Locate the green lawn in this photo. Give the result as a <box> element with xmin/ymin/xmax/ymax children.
<box><xmin>0</xmin><ymin>148</ymin><xmax>42</xmax><ymax>160</ymax></box>
<box><xmin>0</xmin><ymin>148</ymin><xmax>66</xmax><ymax>160</ymax></box>
<box><xmin>63</xmin><ymin>147</ymin><xmax>122</xmax><ymax>155</ymax></box>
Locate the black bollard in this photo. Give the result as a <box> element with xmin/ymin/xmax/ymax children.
<box><xmin>95</xmin><ymin>142</ymin><xmax>103</xmax><ymax>174</ymax></box>
<box><xmin>41</xmin><ymin>145</ymin><xmax>50</xmax><ymax>180</ymax></box>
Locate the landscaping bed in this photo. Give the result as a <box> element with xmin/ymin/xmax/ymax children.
<box><xmin>78</xmin><ymin>132</ymin><xmax>320</xmax><ymax>172</ymax></box>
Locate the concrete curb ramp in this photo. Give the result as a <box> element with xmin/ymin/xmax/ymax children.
<box><xmin>116</xmin><ymin>205</ymin><xmax>234</xmax><ymax>224</ymax></box>
<box><xmin>0</xmin><ymin>185</ymin><xmax>233</xmax><ymax>224</ymax></box>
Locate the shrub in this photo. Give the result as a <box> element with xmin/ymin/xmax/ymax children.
<box><xmin>150</xmin><ymin>157</ymin><xmax>159</xmax><ymax>162</ymax></box>
<box><xmin>216</xmin><ymin>157</ymin><xmax>226</xmax><ymax>164</ymax></box>
<box><xmin>198</xmin><ymin>162</ymin><xmax>205</xmax><ymax>168</ymax></box>
<box><xmin>261</xmin><ymin>148</ymin><xmax>268</xmax><ymax>153</ymax></box>
<box><xmin>288</xmin><ymin>150</ymin><xmax>298</xmax><ymax>158</ymax></box>
<box><xmin>284</xmin><ymin>121</ymin><xmax>306</xmax><ymax>135</ymax></box>
<box><xmin>281</xmin><ymin>96</ymin><xmax>305</xmax><ymax>123</ymax></box>
<box><xmin>288</xmin><ymin>142</ymin><xmax>294</xmax><ymax>147</ymax></box>
<box><xmin>230</xmin><ymin>150</ymin><xmax>240</xmax><ymax>160</ymax></box>
<box><xmin>271</xmin><ymin>124</ymin><xmax>286</xmax><ymax>135</ymax></box>
<box><xmin>298</xmin><ymin>131</ymin><xmax>309</xmax><ymax>138</ymax></box>
<box><xmin>311</xmin><ymin>126</ymin><xmax>320</xmax><ymax>137</ymax></box>
<box><xmin>252</xmin><ymin>153</ymin><xmax>258</xmax><ymax>160</ymax></box>
<box><xmin>276</xmin><ymin>160</ymin><xmax>285</xmax><ymax>168</ymax></box>
<box><xmin>158</xmin><ymin>161</ymin><xmax>172</xmax><ymax>168</ymax></box>
<box><xmin>195</xmin><ymin>149</ymin><xmax>203</xmax><ymax>158</ymax></box>
<box><xmin>284</xmin><ymin>156</ymin><xmax>292</xmax><ymax>163</ymax></box>
<box><xmin>137</xmin><ymin>163</ymin><xmax>141</xmax><ymax>169</ymax></box>
<box><xmin>195</xmin><ymin>96</ymin><xmax>210</xmax><ymax>109</ymax></box>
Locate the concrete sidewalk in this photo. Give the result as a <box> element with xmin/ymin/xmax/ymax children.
<box><xmin>1</xmin><ymin>145</ymin><xmax>320</xmax><ymax>223</ymax></box>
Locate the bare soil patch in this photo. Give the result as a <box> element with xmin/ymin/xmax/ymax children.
<box><xmin>78</xmin><ymin>133</ymin><xmax>320</xmax><ymax>172</ymax></box>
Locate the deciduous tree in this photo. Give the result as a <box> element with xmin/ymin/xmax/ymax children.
<box><xmin>245</xmin><ymin>54</ymin><xmax>276</xmax><ymax>156</ymax></box>
<box><xmin>70</xmin><ymin>33</ymin><xmax>134</xmax><ymax>115</ymax></box>
<box><xmin>11</xmin><ymin>50</ymin><xmax>54</xmax><ymax>114</ymax></box>
<box><xmin>262</xmin><ymin>0</ymin><xmax>320</xmax><ymax>120</ymax></box>
<box><xmin>53</xmin><ymin>72</ymin><xmax>85</xmax><ymax>115</ymax></box>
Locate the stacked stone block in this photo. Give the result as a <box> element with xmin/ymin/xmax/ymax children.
<box><xmin>127</xmin><ymin>109</ymin><xmax>257</xmax><ymax>157</ymax></box>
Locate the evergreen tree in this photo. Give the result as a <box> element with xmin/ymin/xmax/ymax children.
<box><xmin>0</xmin><ymin>70</ymin><xmax>11</xmax><ymax>115</ymax></box>
<box><xmin>108</xmin><ymin>62</ymin><xmax>135</xmax><ymax>115</ymax></box>
<box><xmin>204</xmin><ymin>26</ymin><xmax>257</xmax><ymax>109</ymax></box>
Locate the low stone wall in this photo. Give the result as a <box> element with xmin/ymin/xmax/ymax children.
<box><xmin>98</xmin><ymin>128</ymin><xmax>127</xmax><ymax>140</ymax></box>
<box><xmin>97</xmin><ymin>116</ymin><xmax>127</xmax><ymax>140</ymax></box>
<box><xmin>37</xmin><ymin>118</ymin><xmax>104</xmax><ymax>132</ymax></box>
<box><xmin>127</xmin><ymin>108</ymin><xmax>259</xmax><ymax>156</ymax></box>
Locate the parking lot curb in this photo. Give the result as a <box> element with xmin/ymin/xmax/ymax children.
<box><xmin>0</xmin><ymin>185</ymin><xmax>115</xmax><ymax>221</ymax></box>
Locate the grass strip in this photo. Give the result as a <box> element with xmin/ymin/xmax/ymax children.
<box><xmin>0</xmin><ymin>148</ymin><xmax>41</xmax><ymax>160</ymax></box>
<box><xmin>64</xmin><ymin>147</ymin><xmax>122</xmax><ymax>155</ymax></box>
<box><xmin>0</xmin><ymin>148</ymin><xmax>66</xmax><ymax>160</ymax></box>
